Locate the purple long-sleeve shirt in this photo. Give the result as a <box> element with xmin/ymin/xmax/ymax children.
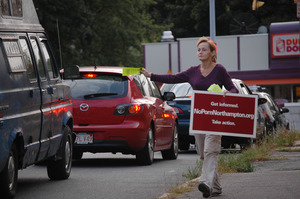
<box><xmin>151</xmin><ymin>64</ymin><xmax>238</xmax><ymax>93</ymax></box>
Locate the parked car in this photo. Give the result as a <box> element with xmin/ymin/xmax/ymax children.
<box><xmin>254</xmin><ymin>92</ymin><xmax>290</xmax><ymax>133</ymax></box>
<box><xmin>160</xmin><ymin>83</ymin><xmax>175</xmax><ymax>95</ymax></box>
<box><xmin>63</xmin><ymin>66</ymin><xmax>178</xmax><ymax>165</ymax></box>
<box><xmin>229</xmin><ymin>79</ymin><xmax>268</xmax><ymax>147</ymax></box>
<box><xmin>274</xmin><ymin>98</ymin><xmax>289</xmax><ymax>109</ymax></box>
<box><xmin>164</xmin><ymin>83</ymin><xmax>194</xmax><ymax>150</ymax></box>
<box><xmin>0</xmin><ymin>1</ymin><xmax>74</xmax><ymax>198</ymax></box>
<box><xmin>163</xmin><ymin>79</ymin><xmax>268</xmax><ymax>150</ymax></box>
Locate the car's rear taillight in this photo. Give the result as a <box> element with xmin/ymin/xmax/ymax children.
<box><xmin>83</xmin><ymin>73</ymin><xmax>98</xmax><ymax>78</ymax></box>
<box><xmin>114</xmin><ymin>104</ymin><xmax>144</xmax><ymax>115</ymax></box>
<box><xmin>172</xmin><ymin>107</ymin><xmax>183</xmax><ymax>114</ymax></box>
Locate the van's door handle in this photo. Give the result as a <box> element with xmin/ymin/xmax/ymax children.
<box><xmin>41</xmin><ymin>89</ymin><xmax>47</xmax><ymax>94</ymax></box>
<box><xmin>0</xmin><ymin>105</ymin><xmax>9</xmax><ymax>110</ymax></box>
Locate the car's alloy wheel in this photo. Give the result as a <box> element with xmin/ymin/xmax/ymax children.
<box><xmin>136</xmin><ymin>126</ymin><xmax>154</xmax><ymax>165</ymax></box>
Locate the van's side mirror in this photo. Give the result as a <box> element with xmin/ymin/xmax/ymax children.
<box><xmin>63</xmin><ymin>65</ymin><xmax>80</xmax><ymax>79</ymax></box>
<box><xmin>163</xmin><ymin>92</ymin><xmax>176</xmax><ymax>101</ymax></box>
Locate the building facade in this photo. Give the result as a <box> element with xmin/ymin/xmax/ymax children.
<box><xmin>142</xmin><ymin>21</ymin><xmax>300</xmax><ymax>104</ymax></box>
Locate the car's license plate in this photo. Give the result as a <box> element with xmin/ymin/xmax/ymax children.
<box><xmin>75</xmin><ymin>133</ymin><xmax>93</xmax><ymax>144</ymax></box>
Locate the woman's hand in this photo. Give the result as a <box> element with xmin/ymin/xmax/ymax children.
<box><xmin>223</xmin><ymin>90</ymin><xmax>229</xmax><ymax>97</ymax></box>
<box><xmin>140</xmin><ymin>68</ymin><xmax>151</xmax><ymax>78</ymax></box>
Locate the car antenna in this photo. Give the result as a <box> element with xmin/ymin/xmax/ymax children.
<box><xmin>56</xmin><ymin>19</ymin><xmax>63</xmax><ymax>69</ymax></box>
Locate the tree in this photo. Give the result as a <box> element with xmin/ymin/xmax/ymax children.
<box><xmin>149</xmin><ymin>0</ymin><xmax>298</xmax><ymax>37</ymax></box>
<box><xmin>33</xmin><ymin>0</ymin><xmax>298</xmax><ymax>67</ymax></box>
<box><xmin>33</xmin><ymin>0</ymin><xmax>167</xmax><ymax>68</ymax></box>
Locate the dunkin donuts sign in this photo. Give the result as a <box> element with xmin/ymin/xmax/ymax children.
<box><xmin>272</xmin><ymin>33</ymin><xmax>300</xmax><ymax>57</ymax></box>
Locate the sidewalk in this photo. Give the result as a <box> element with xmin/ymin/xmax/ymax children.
<box><xmin>162</xmin><ymin>142</ymin><xmax>300</xmax><ymax>199</ymax></box>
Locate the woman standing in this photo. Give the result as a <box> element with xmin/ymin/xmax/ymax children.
<box><xmin>141</xmin><ymin>37</ymin><xmax>238</xmax><ymax>198</ymax></box>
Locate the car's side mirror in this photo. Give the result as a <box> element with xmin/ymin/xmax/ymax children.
<box><xmin>163</xmin><ymin>92</ymin><xmax>176</xmax><ymax>101</ymax></box>
<box><xmin>258</xmin><ymin>97</ymin><xmax>267</xmax><ymax>105</ymax></box>
<box><xmin>63</xmin><ymin>65</ymin><xmax>80</xmax><ymax>79</ymax></box>
<box><xmin>280</xmin><ymin>107</ymin><xmax>289</xmax><ymax>113</ymax></box>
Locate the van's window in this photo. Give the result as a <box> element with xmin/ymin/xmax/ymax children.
<box><xmin>30</xmin><ymin>38</ymin><xmax>46</xmax><ymax>80</ymax></box>
<box><xmin>3</xmin><ymin>40</ymin><xmax>26</xmax><ymax>72</ymax></box>
<box><xmin>19</xmin><ymin>38</ymin><xmax>36</xmax><ymax>81</ymax></box>
<box><xmin>1</xmin><ymin>0</ymin><xmax>22</xmax><ymax>17</ymax></box>
<box><xmin>40</xmin><ymin>40</ymin><xmax>58</xmax><ymax>79</ymax></box>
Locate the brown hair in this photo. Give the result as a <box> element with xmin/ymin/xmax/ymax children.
<box><xmin>197</xmin><ymin>37</ymin><xmax>217</xmax><ymax>63</ymax></box>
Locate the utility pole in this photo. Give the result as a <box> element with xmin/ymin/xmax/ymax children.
<box><xmin>209</xmin><ymin>0</ymin><xmax>216</xmax><ymax>42</ymax></box>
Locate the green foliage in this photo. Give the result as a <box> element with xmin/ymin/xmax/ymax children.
<box><xmin>182</xmin><ymin>159</ymin><xmax>202</xmax><ymax>180</ymax></box>
<box><xmin>272</xmin><ymin>128</ymin><xmax>300</xmax><ymax>147</ymax></box>
<box><xmin>33</xmin><ymin>0</ymin><xmax>167</xmax><ymax>68</ymax></box>
<box><xmin>218</xmin><ymin>151</ymin><xmax>254</xmax><ymax>173</ymax></box>
<box><xmin>149</xmin><ymin>0</ymin><xmax>298</xmax><ymax>37</ymax></box>
<box><xmin>183</xmin><ymin>129</ymin><xmax>300</xmax><ymax>179</ymax></box>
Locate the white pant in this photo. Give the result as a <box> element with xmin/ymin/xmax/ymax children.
<box><xmin>195</xmin><ymin>134</ymin><xmax>222</xmax><ymax>193</ymax></box>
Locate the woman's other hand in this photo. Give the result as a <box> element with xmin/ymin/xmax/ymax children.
<box><xmin>223</xmin><ymin>90</ymin><xmax>229</xmax><ymax>97</ymax></box>
<box><xmin>140</xmin><ymin>68</ymin><xmax>151</xmax><ymax>78</ymax></box>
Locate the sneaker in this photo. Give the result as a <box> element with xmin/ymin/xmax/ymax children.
<box><xmin>198</xmin><ymin>182</ymin><xmax>211</xmax><ymax>198</ymax></box>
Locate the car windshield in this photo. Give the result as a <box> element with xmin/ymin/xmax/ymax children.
<box><xmin>171</xmin><ymin>83</ymin><xmax>193</xmax><ymax>98</ymax></box>
<box><xmin>160</xmin><ymin>83</ymin><xmax>175</xmax><ymax>95</ymax></box>
<box><xmin>65</xmin><ymin>73</ymin><xmax>128</xmax><ymax>100</ymax></box>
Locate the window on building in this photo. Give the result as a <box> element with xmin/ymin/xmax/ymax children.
<box><xmin>262</xmin><ymin>84</ymin><xmax>300</xmax><ymax>104</ymax></box>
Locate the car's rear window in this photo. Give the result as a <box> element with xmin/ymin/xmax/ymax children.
<box><xmin>66</xmin><ymin>73</ymin><xmax>128</xmax><ymax>100</ymax></box>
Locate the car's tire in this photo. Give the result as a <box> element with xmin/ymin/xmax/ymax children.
<box><xmin>136</xmin><ymin>126</ymin><xmax>154</xmax><ymax>165</ymax></box>
<box><xmin>47</xmin><ymin>125</ymin><xmax>73</xmax><ymax>180</ymax></box>
<box><xmin>222</xmin><ymin>143</ymin><xmax>235</xmax><ymax>149</ymax></box>
<box><xmin>240</xmin><ymin>139</ymin><xmax>253</xmax><ymax>151</ymax></box>
<box><xmin>0</xmin><ymin>143</ymin><xmax>18</xmax><ymax>199</ymax></box>
<box><xmin>73</xmin><ymin>149</ymin><xmax>83</xmax><ymax>160</ymax></box>
<box><xmin>178</xmin><ymin>135</ymin><xmax>190</xmax><ymax>151</ymax></box>
<box><xmin>162</xmin><ymin>124</ymin><xmax>179</xmax><ymax>160</ymax></box>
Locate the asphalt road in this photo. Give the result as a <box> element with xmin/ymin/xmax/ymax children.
<box><xmin>16</xmin><ymin>150</ymin><xmax>201</xmax><ymax>199</ymax></box>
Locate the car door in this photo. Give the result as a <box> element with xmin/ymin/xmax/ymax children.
<box><xmin>149</xmin><ymin>79</ymin><xmax>174</xmax><ymax>145</ymax></box>
<box><xmin>29</xmin><ymin>34</ymin><xmax>53</xmax><ymax>161</ymax></box>
<box><xmin>135</xmin><ymin>75</ymin><xmax>164</xmax><ymax>146</ymax></box>
<box><xmin>139</xmin><ymin>75</ymin><xmax>173</xmax><ymax>146</ymax></box>
<box><xmin>265</xmin><ymin>93</ymin><xmax>282</xmax><ymax>128</ymax></box>
<box><xmin>38</xmin><ymin>35</ymin><xmax>69</xmax><ymax>156</ymax></box>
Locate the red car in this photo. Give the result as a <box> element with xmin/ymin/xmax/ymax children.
<box><xmin>64</xmin><ymin>66</ymin><xmax>178</xmax><ymax>165</ymax></box>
